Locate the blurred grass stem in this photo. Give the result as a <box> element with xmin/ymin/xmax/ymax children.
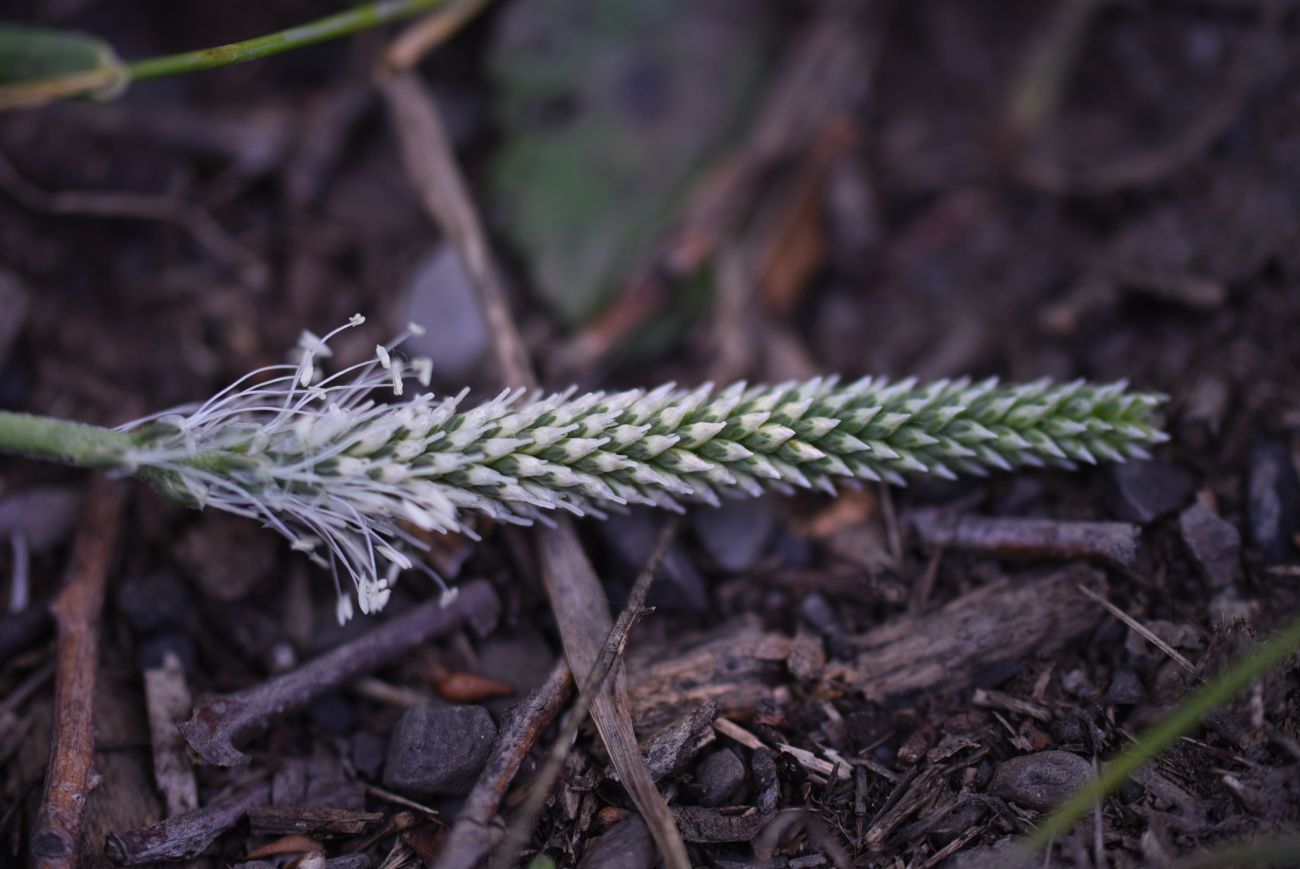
<box><xmin>125</xmin><ymin>0</ymin><xmax>452</xmax><ymax>82</ymax></box>
<box><xmin>1027</xmin><ymin>609</ymin><xmax>1300</xmax><ymax>850</ymax></box>
<box><xmin>0</xmin><ymin>411</ymin><xmax>130</xmax><ymax>469</ymax></box>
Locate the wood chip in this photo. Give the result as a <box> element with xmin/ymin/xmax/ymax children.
<box><xmin>246</xmin><ymin>806</ymin><xmax>385</xmax><ymax>838</ymax></box>
<box><xmin>142</xmin><ymin>651</ymin><xmax>198</xmax><ymax>817</ymax></box>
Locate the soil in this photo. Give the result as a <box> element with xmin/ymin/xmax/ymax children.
<box><xmin>1</xmin><ymin>1</ymin><xmax>1299</xmax><ymax>867</ymax></box>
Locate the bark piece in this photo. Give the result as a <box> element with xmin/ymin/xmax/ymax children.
<box><xmin>825</xmin><ymin>565</ymin><xmax>1107</xmax><ymax>702</ymax></box>
<box><xmin>908</xmin><ymin>511</ymin><xmax>1140</xmax><ymax>568</ymax></box>
<box><xmin>105</xmin><ymin>784</ymin><xmax>271</xmax><ymax>865</ymax></box>
<box><xmin>639</xmin><ymin>699</ymin><xmax>720</xmax><ymax>781</ymax></box>
<box><xmin>246</xmin><ymin>806</ymin><xmax>384</xmax><ymax>837</ymax></box>
<box><xmin>626</xmin><ymin>615</ymin><xmax>795</xmax><ymax>732</ymax></box>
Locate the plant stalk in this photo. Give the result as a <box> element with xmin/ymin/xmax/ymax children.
<box><xmin>125</xmin><ymin>0</ymin><xmax>451</xmax><ymax>82</ymax></box>
<box><xmin>0</xmin><ymin>410</ymin><xmax>132</xmax><ymax>469</ymax></box>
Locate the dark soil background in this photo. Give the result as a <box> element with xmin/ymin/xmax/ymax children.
<box><xmin>1</xmin><ymin>1</ymin><xmax>1299</xmax><ymax>867</ymax></box>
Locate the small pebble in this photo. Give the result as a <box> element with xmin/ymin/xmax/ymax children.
<box><xmin>117</xmin><ymin>569</ymin><xmax>192</xmax><ymax>636</ymax></box>
<box><xmin>941</xmin><ymin>838</ymin><xmax>1031</xmax><ymax>869</ymax></box>
<box><xmin>177</xmin><ymin>513</ymin><xmax>276</xmax><ymax>602</ymax></box>
<box><xmin>350</xmin><ymin>730</ymin><xmax>387</xmax><ymax>781</ymax></box>
<box><xmin>325</xmin><ymin>856</ymin><xmax>371</xmax><ymax>869</ymax></box>
<box><xmin>1247</xmin><ymin>439</ymin><xmax>1299</xmax><ymax>564</ymax></box>
<box><xmin>576</xmin><ymin>817</ymin><xmax>655</xmax><ymax>869</ymax></box>
<box><xmin>1179</xmin><ymin>501</ymin><xmax>1240</xmax><ymax>589</ymax></box>
<box><xmin>1104</xmin><ymin>668</ymin><xmax>1146</xmax><ymax>706</ymax></box>
<box><xmin>1104</xmin><ymin>460</ymin><xmax>1195</xmax><ymax>523</ymax></box>
<box><xmin>403</xmin><ymin>243</ymin><xmax>490</xmax><ymax>383</ymax></box>
<box><xmin>987</xmin><ymin>750</ymin><xmax>1093</xmax><ymax>812</ymax></box>
<box><xmin>136</xmin><ymin>632</ymin><xmax>198</xmax><ymax>675</ymax></box>
<box><xmin>599</xmin><ymin>510</ymin><xmax>709</xmax><ymax>613</ymax></box>
<box><xmin>476</xmin><ymin>627</ymin><xmax>557</xmax><ymax>714</ymax></box>
<box><xmin>694</xmin><ymin>748</ymin><xmax>746</xmax><ymax>807</ymax></box>
<box><xmin>383</xmin><ymin>705</ymin><xmax>497</xmax><ymax>797</ymax></box>
<box><xmin>691</xmin><ymin>498</ymin><xmax>776</xmax><ymax>572</ymax></box>
<box><xmin>0</xmin><ymin>485</ymin><xmax>81</xmax><ymax>552</ymax></box>
<box><xmin>307</xmin><ymin>692</ymin><xmax>355</xmax><ymax>737</ymax></box>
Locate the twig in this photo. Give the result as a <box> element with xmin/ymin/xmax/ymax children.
<box><xmin>1076</xmin><ymin>584</ymin><xmax>1196</xmax><ymax>674</ymax></box>
<box><xmin>491</xmin><ymin>521</ymin><xmax>680</xmax><ymax>869</ymax></box>
<box><xmin>105</xmin><ymin>782</ymin><xmax>271</xmax><ymax>865</ymax></box>
<box><xmin>30</xmin><ymin>479</ymin><xmax>124</xmax><ymax>869</ymax></box>
<box><xmin>378</xmin><ymin>44</ymin><xmax>690</xmax><ymax>869</ymax></box>
<box><xmin>382</xmin><ymin>0</ymin><xmax>494</xmax><ymax>73</ymax></box>
<box><xmin>907</xmin><ymin>510</ymin><xmax>1141</xmax><ymax>568</ymax></box>
<box><xmin>713</xmin><ymin>717</ymin><xmax>764</xmax><ymax>751</ymax></box>
<box><xmin>376</xmin><ymin>69</ymin><xmax>534</xmax><ymax>390</ymax></box>
<box><xmin>179</xmin><ymin>579</ymin><xmax>499</xmax><ymax>766</ymax></box>
<box><xmin>364</xmin><ymin>784</ymin><xmax>440</xmax><ymax>818</ymax></box>
<box><xmin>246</xmin><ymin>806</ymin><xmax>384</xmax><ymax>838</ymax></box>
<box><xmin>433</xmin><ymin>660</ymin><xmax>572</xmax><ymax>869</ymax></box>
<box><xmin>0</xmin><ymin>149</ymin><xmax>265</xmax><ymax>287</ymax></box>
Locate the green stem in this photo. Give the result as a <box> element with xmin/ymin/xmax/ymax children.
<box><xmin>1027</xmin><ymin>609</ymin><xmax>1300</xmax><ymax>850</ymax></box>
<box><xmin>0</xmin><ymin>410</ymin><xmax>134</xmax><ymax>469</ymax></box>
<box><xmin>125</xmin><ymin>0</ymin><xmax>450</xmax><ymax>82</ymax></box>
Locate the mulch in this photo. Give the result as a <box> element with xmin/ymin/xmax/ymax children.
<box><xmin>1</xmin><ymin>1</ymin><xmax>1299</xmax><ymax>866</ymax></box>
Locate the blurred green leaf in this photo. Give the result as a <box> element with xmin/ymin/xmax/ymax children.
<box><xmin>488</xmin><ymin>0</ymin><xmax>769</xmax><ymax>325</ymax></box>
<box><xmin>0</xmin><ymin>24</ymin><xmax>126</xmax><ymax>108</ymax></box>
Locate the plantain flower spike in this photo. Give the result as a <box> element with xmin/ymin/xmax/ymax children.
<box><xmin>115</xmin><ymin>317</ymin><xmax>1167</xmax><ymax>622</ymax></box>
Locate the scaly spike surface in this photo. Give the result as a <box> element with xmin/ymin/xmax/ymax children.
<box><xmin>115</xmin><ymin>319</ymin><xmax>1167</xmax><ymax>621</ymax></box>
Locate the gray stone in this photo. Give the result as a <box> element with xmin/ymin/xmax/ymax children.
<box><xmin>691</xmin><ymin>498</ymin><xmax>776</xmax><ymax>572</ymax></box>
<box><xmin>0</xmin><ymin>268</ymin><xmax>28</xmax><ymax>365</ymax></box>
<box><xmin>403</xmin><ymin>243</ymin><xmax>489</xmax><ymax>383</ymax></box>
<box><xmin>350</xmin><ymin>730</ymin><xmax>387</xmax><ymax>782</ymax></box>
<box><xmin>176</xmin><ymin>512</ymin><xmax>276</xmax><ymax>603</ymax></box>
<box><xmin>476</xmin><ymin>626</ymin><xmax>557</xmax><ymax>715</ymax></box>
<box><xmin>0</xmin><ymin>486</ymin><xmax>81</xmax><ymax>553</ymax></box>
<box><xmin>1178</xmin><ymin>501</ymin><xmax>1240</xmax><ymax>588</ymax></box>
<box><xmin>988</xmin><ymin>750</ymin><xmax>1093</xmax><ymax>812</ymax></box>
<box><xmin>695</xmin><ymin>748</ymin><xmax>746</xmax><ymax>807</ymax></box>
<box><xmin>117</xmin><ymin>569</ymin><xmax>192</xmax><ymax>636</ymax></box>
<box><xmin>383</xmin><ymin>705</ymin><xmax>497</xmax><ymax>797</ymax></box>
<box><xmin>600</xmin><ymin>509</ymin><xmax>708</xmax><ymax>613</ymax></box>
<box><xmin>1102</xmin><ymin>460</ymin><xmax>1190</xmax><ymax>522</ymax></box>
<box><xmin>800</xmin><ymin>592</ymin><xmax>852</xmax><ymax>659</ymax></box>
<box><xmin>1247</xmin><ymin>439</ymin><xmax>1299</xmax><ymax>564</ymax></box>
<box><xmin>325</xmin><ymin>856</ymin><xmax>372</xmax><ymax>869</ymax></box>
<box><xmin>1104</xmin><ymin>460</ymin><xmax>1195</xmax><ymax>523</ymax></box>
<box><xmin>307</xmin><ymin>693</ymin><xmax>355</xmax><ymax>737</ymax></box>
<box><xmin>1104</xmin><ymin>669</ymin><xmax>1145</xmax><ymax>707</ymax></box>
<box><xmin>942</xmin><ymin>838</ymin><xmax>1034</xmax><ymax>869</ymax></box>
<box><xmin>136</xmin><ymin>632</ymin><xmax>198</xmax><ymax>675</ymax></box>
<box><xmin>576</xmin><ymin>817</ymin><xmax>655</xmax><ymax>869</ymax></box>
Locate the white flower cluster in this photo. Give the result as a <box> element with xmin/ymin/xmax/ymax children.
<box><xmin>118</xmin><ymin>317</ymin><xmax>1166</xmax><ymax>621</ymax></box>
